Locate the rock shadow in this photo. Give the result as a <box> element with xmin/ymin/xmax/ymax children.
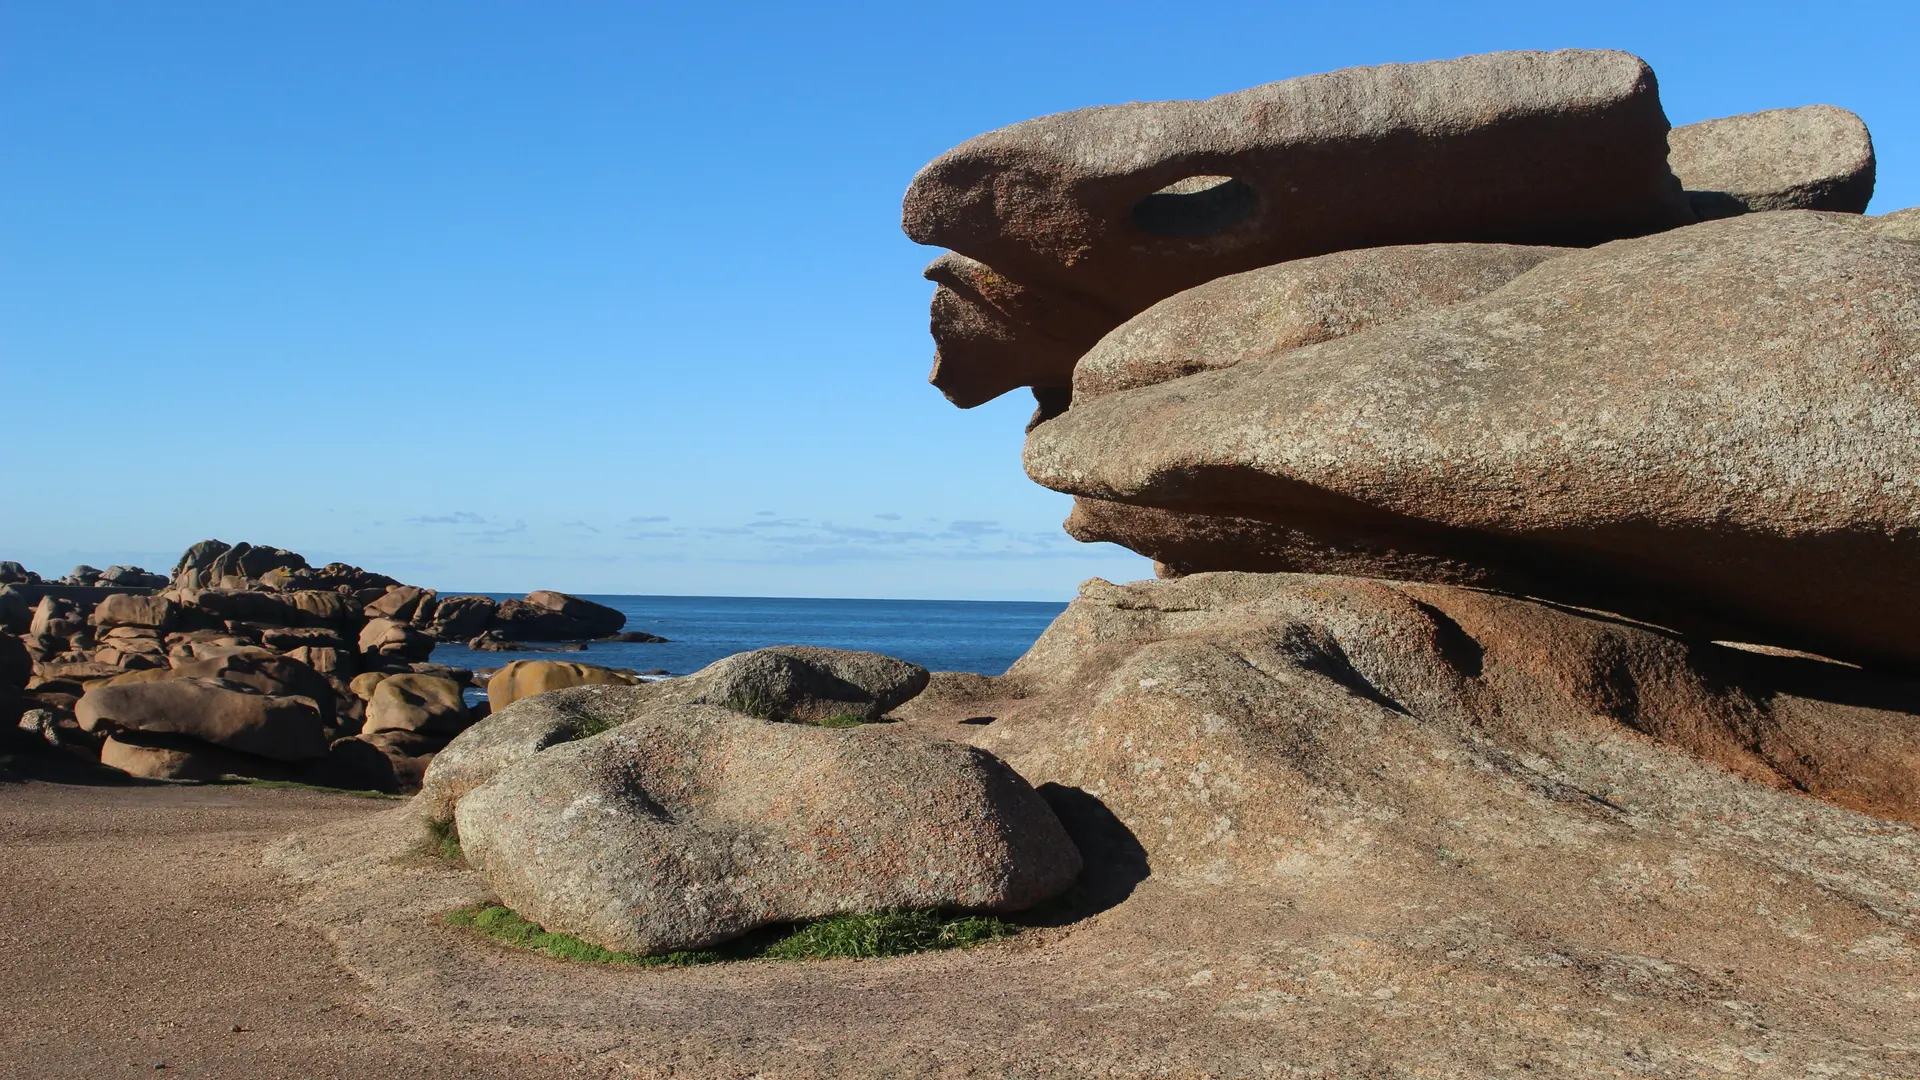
<box><xmin>1020</xmin><ymin>783</ymin><xmax>1150</xmax><ymax>927</ymax></box>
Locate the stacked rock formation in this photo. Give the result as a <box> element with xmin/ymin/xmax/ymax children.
<box><xmin>904</xmin><ymin>47</ymin><xmax>1916</xmax><ymax>672</ymax></box>
<box><xmin>260</xmin><ymin>50</ymin><xmax>1918</xmax><ymax>1076</ymax></box>
<box><xmin>2</xmin><ymin>539</ymin><xmax>650</xmax><ymax>791</ymax></box>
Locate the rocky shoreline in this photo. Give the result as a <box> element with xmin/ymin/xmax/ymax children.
<box><xmin>1</xmin><ymin>540</ymin><xmax>665</xmax><ymax>792</ymax></box>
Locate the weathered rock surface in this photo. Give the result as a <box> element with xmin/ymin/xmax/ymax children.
<box><xmin>362</xmin><ymin>673</ymin><xmax>469</xmax><ymax>735</ymax></box>
<box><xmin>357</xmin><ymin>617</ymin><xmax>435</xmax><ymax>663</ymax></box>
<box><xmin>904</xmin><ymin>48</ymin><xmax>1692</xmax><ymax>406</ymax></box>
<box><xmin>365</xmin><ymin>585</ymin><xmax>435</xmax><ymax>623</ymax></box>
<box><xmin>77</xmin><ymin>678</ymin><xmax>327</xmax><ymax>761</ymax></box>
<box><xmin>429</xmin><ymin>646</ymin><xmax>933</xmax><ymax>828</ymax></box>
<box><xmin>99</xmin><ymin>730</ymin><xmax>287</xmax><ymax>782</ymax></box>
<box><xmin>88</xmin><ymin>593</ymin><xmax>177</xmax><ymax>630</ymax></box>
<box><xmin>424</xmin><ymin>594</ymin><xmax>496</xmax><ymax>642</ymax></box>
<box><xmin>1064</xmin><ymin>497</ymin><xmax>1522</xmax><ymax>582</ymax></box>
<box><xmin>1669</xmin><ymin>105</ymin><xmax>1875</xmax><ymax>219</ymax></box>
<box><xmin>1073</xmin><ymin>242</ymin><xmax>1566</xmax><ymax>400</ymax></box>
<box><xmin>455</xmin><ymin>701</ymin><xmax>1081</xmax><ymax>954</ymax></box>
<box><xmin>165</xmin><ymin>651</ymin><xmax>338</xmax><ymax>723</ymax></box>
<box><xmin>525</xmin><ymin>591</ymin><xmax>624</xmax><ymax>637</ymax></box>
<box><xmin>484</xmin><ymin>660</ymin><xmax>638</xmax><ymax>712</ymax></box>
<box><xmin>419</xmin><ymin>683</ymin><xmax>643</xmax><ymax>819</ymax></box>
<box><xmin>1872</xmin><ymin>205</ymin><xmax>1920</xmax><ymax>240</ymax></box>
<box><xmin>685</xmin><ymin>645</ymin><xmax>929</xmax><ymax>722</ymax></box>
<box><xmin>1029</xmin><ymin>211</ymin><xmax>1920</xmax><ymax>669</ymax></box>
<box><xmin>490</xmin><ymin>592</ymin><xmax>626</xmax><ymax>641</ymax></box>
<box><xmin>282</xmin><ymin>570</ymin><xmax>1920</xmax><ymax>1077</ymax></box>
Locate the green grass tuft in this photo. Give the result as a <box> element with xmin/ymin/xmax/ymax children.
<box><xmin>425</xmin><ymin>816</ymin><xmax>464</xmax><ymax>862</ymax></box>
<box><xmin>445</xmin><ymin>903</ymin><xmax>1016</xmax><ymax>967</ymax></box>
<box><xmin>760</xmin><ymin>908</ymin><xmax>1014</xmax><ymax>959</ymax></box>
<box><xmin>718</xmin><ymin>691</ymin><xmax>785</xmax><ymax>721</ymax></box>
<box><xmin>446</xmin><ymin>904</ymin><xmax>723</xmax><ymax>966</ymax></box>
<box><xmin>567</xmin><ymin>714</ymin><xmax>621</xmax><ymax>740</ymax></box>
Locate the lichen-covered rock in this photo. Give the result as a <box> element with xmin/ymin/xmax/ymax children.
<box><xmin>685</xmin><ymin>646</ymin><xmax>929</xmax><ymax>722</ymax></box>
<box><xmin>1072</xmin><ymin>242</ymin><xmax>1566</xmax><ymax>401</ymax></box>
<box><xmin>418</xmin><ymin>684</ymin><xmax>648</xmax><ymax>819</ymax></box>
<box><xmin>1668</xmin><ymin>105</ymin><xmax>1874</xmax><ymax>219</ymax></box>
<box><xmin>1872</xmin><ymin>206</ymin><xmax>1920</xmax><ymax>241</ymax></box>
<box><xmin>454</xmin><ymin>702</ymin><xmax>1081</xmax><ymax>954</ymax></box>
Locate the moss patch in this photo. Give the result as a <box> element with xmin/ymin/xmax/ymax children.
<box><xmin>760</xmin><ymin>908</ymin><xmax>1014</xmax><ymax>959</ymax></box>
<box><xmin>446</xmin><ymin>904</ymin><xmax>724</xmax><ymax>966</ymax></box>
<box><xmin>566</xmin><ymin>714</ymin><xmax>621</xmax><ymax>741</ymax></box>
<box><xmin>445</xmin><ymin>903</ymin><xmax>1017</xmax><ymax>966</ymax></box>
<box><xmin>718</xmin><ymin>690</ymin><xmax>784</xmax><ymax>721</ymax></box>
<box><xmin>425</xmin><ymin>815</ymin><xmax>464</xmax><ymax>862</ymax></box>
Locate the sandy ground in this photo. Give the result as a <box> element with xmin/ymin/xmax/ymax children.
<box><xmin>7</xmin><ymin>757</ymin><xmax>1917</xmax><ymax>1079</ymax></box>
<box><xmin>0</xmin><ymin>780</ymin><xmax>587</xmax><ymax>1080</ymax></box>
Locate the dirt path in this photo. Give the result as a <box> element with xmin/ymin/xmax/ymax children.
<box><xmin>0</xmin><ymin>780</ymin><xmax>587</xmax><ymax>1080</ymax></box>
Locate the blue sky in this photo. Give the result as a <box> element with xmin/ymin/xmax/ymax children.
<box><xmin>3</xmin><ymin>2</ymin><xmax>1914</xmax><ymax>598</ymax></box>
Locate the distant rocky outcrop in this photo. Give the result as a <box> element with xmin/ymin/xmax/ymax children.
<box><xmin>3</xmin><ymin>539</ymin><xmax>663</xmax><ymax>792</ymax></box>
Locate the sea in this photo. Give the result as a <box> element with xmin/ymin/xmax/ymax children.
<box><xmin>427</xmin><ymin>594</ymin><xmax>1068</xmax><ymax>680</ymax></box>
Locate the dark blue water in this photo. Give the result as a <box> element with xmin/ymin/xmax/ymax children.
<box><xmin>429</xmin><ymin>594</ymin><xmax>1067</xmax><ymax>678</ymax></box>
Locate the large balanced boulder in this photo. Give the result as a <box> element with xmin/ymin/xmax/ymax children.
<box><xmin>1668</xmin><ymin>105</ymin><xmax>1875</xmax><ymax>219</ymax></box>
<box><xmin>1072</xmin><ymin>242</ymin><xmax>1566</xmax><ymax>400</ymax></box>
<box><xmin>362</xmin><ymin>673</ymin><xmax>469</xmax><ymax>735</ymax></box>
<box><xmin>903</xmin><ymin>48</ymin><xmax>1693</xmax><ymax>407</ymax></box>
<box><xmin>89</xmin><ymin>593</ymin><xmax>177</xmax><ymax>631</ymax></box>
<box><xmin>76</xmin><ymin>678</ymin><xmax>327</xmax><ymax>761</ymax></box>
<box><xmin>1028</xmin><ymin>211</ymin><xmax>1920</xmax><ymax>669</ymax></box>
<box><xmin>454</xmin><ymin>701</ymin><xmax>1082</xmax><ymax>954</ymax></box>
<box><xmin>485</xmin><ymin>660</ymin><xmax>638</xmax><ymax>712</ymax></box>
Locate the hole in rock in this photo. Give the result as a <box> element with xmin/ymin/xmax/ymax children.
<box><xmin>1131</xmin><ymin>175</ymin><xmax>1258</xmax><ymax>237</ymax></box>
<box><xmin>959</xmin><ymin>716</ymin><xmax>996</xmax><ymax>726</ymax></box>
